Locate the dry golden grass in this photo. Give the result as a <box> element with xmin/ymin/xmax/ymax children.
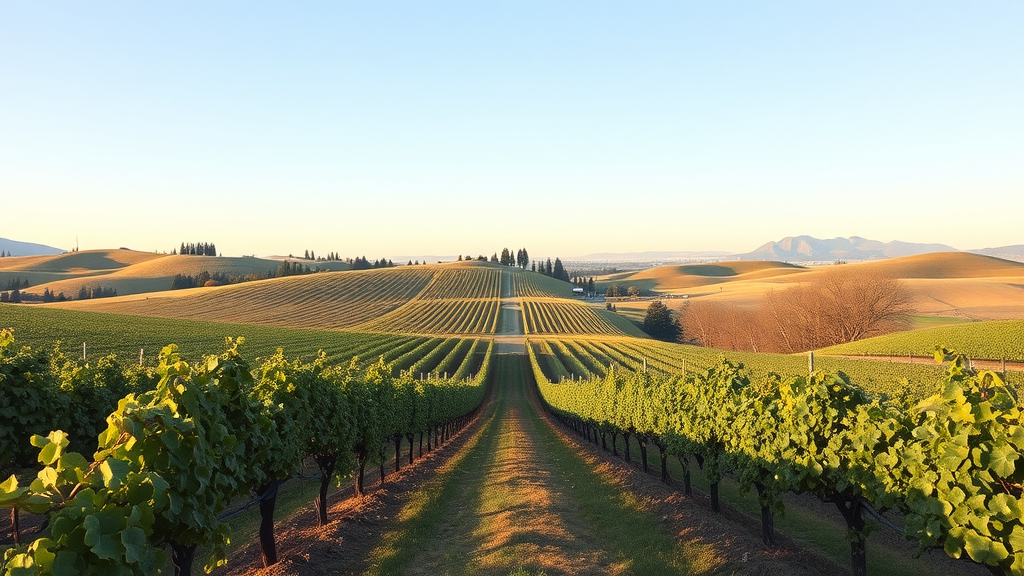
<box><xmin>599</xmin><ymin>261</ymin><xmax>805</xmax><ymax>295</ymax></box>
<box><xmin>0</xmin><ymin>249</ymin><xmax>163</xmax><ymax>273</ymax></box>
<box><xmin>23</xmin><ymin>254</ymin><xmax>285</xmax><ymax>297</ymax></box>
<box><xmin>610</xmin><ymin>253</ymin><xmax>1024</xmax><ymax>322</ymax></box>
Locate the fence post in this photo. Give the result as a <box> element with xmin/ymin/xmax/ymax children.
<box><xmin>808</xmin><ymin>351</ymin><xmax>815</xmax><ymax>374</ymax></box>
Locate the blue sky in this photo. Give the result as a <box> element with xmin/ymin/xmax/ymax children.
<box><xmin>2</xmin><ymin>1</ymin><xmax>1021</xmax><ymax>258</ymax></box>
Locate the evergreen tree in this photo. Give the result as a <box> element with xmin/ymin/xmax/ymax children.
<box><xmin>642</xmin><ymin>301</ymin><xmax>680</xmax><ymax>341</ymax></box>
<box><xmin>545</xmin><ymin>258</ymin><xmax>553</xmax><ymax>276</ymax></box>
<box><xmin>553</xmin><ymin>258</ymin><xmax>567</xmax><ymax>281</ymax></box>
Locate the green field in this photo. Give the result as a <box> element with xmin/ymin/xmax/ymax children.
<box><xmin>820</xmin><ymin>318</ymin><xmax>1024</xmax><ymax>361</ymax></box>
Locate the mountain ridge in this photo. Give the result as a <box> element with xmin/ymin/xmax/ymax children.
<box><xmin>0</xmin><ymin>237</ymin><xmax>66</xmax><ymax>257</ymax></box>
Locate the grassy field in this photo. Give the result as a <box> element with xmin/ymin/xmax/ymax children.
<box><xmin>819</xmin><ymin>318</ymin><xmax>1024</xmax><ymax>361</ymax></box>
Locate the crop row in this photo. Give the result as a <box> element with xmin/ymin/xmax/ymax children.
<box><xmin>358</xmin><ymin>298</ymin><xmax>499</xmax><ymax>335</ymax></box>
<box><xmin>510</xmin><ymin>270</ymin><xmax>571</xmax><ymax>298</ymax></box>
<box><xmin>416</xmin><ymin>268</ymin><xmax>501</xmax><ymax>300</ymax></box>
<box><xmin>521</xmin><ymin>300</ymin><xmax>625</xmax><ymax>336</ymax></box>
<box><xmin>55</xmin><ymin>266</ymin><xmax>436</xmax><ymax>330</ymax></box>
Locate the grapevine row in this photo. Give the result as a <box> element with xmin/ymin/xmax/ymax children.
<box><xmin>0</xmin><ymin>330</ymin><xmax>493</xmax><ymax>575</ymax></box>
<box><xmin>358</xmin><ymin>299</ymin><xmax>499</xmax><ymax>335</ymax></box>
<box><xmin>416</xmin><ymin>268</ymin><xmax>501</xmax><ymax>300</ymax></box>
<box><xmin>520</xmin><ymin>300</ymin><xmax>624</xmax><ymax>336</ymax></box>
<box><xmin>531</xmin><ymin>343</ymin><xmax>1024</xmax><ymax>575</ymax></box>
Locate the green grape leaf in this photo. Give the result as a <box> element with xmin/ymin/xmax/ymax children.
<box><xmin>988</xmin><ymin>443</ymin><xmax>1019</xmax><ymax>478</ymax></box>
<box><xmin>99</xmin><ymin>459</ymin><xmax>131</xmax><ymax>490</ymax></box>
<box><xmin>52</xmin><ymin>550</ymin><xmax>84</xmax><ymax>576</ymax></box>
<box><xmin>964</xmin><ymin>531</ymin><xmax>1009</xmax><ymax>565</ymax></box>
<box><xmin>83</xmin><ymin>511</ymin><xmax>126</xmax><ymax>560</ymax></box>
<box><xmin>121</xmin><ymin>526</ymin><xmax>147</xmax><ymax>565</ymax></box>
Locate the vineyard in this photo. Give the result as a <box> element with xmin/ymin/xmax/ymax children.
<box><xmin>357</xmin><ymin>298</ymin><xmax>499</xmax><ymax>335</ymax></box>
<box><xmin>51</xmin><ymin>266</ymin><xmax>436</xmax><ymax>330</ymax></box>
<box><xmin>530</xmin><ymin>343</ymin><xmax>1024</xmax><ymax>576</ymax></box>
<box><xmin>355</xmin><ymin>267</ymin><xmax>502</xmax><ymax>335</ymax></box>
<box><xmin>520</xmin><ymin>299</ymin><xmax>625</xmax><ymax>336</ymax></box>
<box><xmin>820</xmin><ymin>319</ymin><xmax>1024</xmax><ymax>361</ymax></box>
<box><xmin>0</xmin><ymin>330</ymin><xmax>493</xmax><ymax>575</ymax></box>
<box><xmin>509</xmin><ymin>268</ymin><xmax>576</xmax><ymax>298</ymax></box>
<box><xmin>525</xmin><ymin>334</ymin><xmax>1024</xmax><ymax>400</ymax></box>
<box><xmin>414</xmin><ymin>267</ymin><xmax>501</xmax><ymax>300</ymax></box>
<box><xmin>0</xmin><ymin>305</ymin><xmax>493</xmax><ymax>380</ymax></box>
<box><xmin>8</xmin><ymin>259</ymin><xmax>1024</xmax><ymax>575</ymax></box>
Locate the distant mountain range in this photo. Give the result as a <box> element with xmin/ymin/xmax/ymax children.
<box><xmin>969</xmin><ymin>245</ymin><xmax>1024</xmax><ymax>263</ymax></box>
<box><xmin>568</xmin><ymin>236</ymin><xmax>1024</xmax><ymax>264</ymax></box>
<box><xmin>738</xmin><ymin>236</ymin><xmax>959</xmax><ymax>262</ymax></box>
<box><xmin>0</xmin><ymin>237</ymin><xmax>65</xmax><ymax>257</ymax></box>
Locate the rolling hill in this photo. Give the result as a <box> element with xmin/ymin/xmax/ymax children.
<box><xmin>606</xmin><ymin>252</ymin><xmax>1024</xmax><ymax>322</ymax></box>
<box><xmin>0</xmin><ymin>249</ymin><xmax>345</xmax><ymax>298</ymax></box>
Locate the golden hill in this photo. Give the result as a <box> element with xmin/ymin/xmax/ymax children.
<box><xmin>602</xmin><ymin>261</ymin><xmax>805</xmax><ymax>292</ymax></box>
<box><xmin>0</xmin><ymin>249</ymin><xmax>163</xmax><ymax>273</ymax></box>
<box><xmin>25</xmin><ymin>254</ymin><xmax>287</xmax><ymax>297</ymax></box>
<box><xmin>611</xmin><ymin>252</ymin><xmax>1024</xmax><ymax>322</ymax></box>
<box><xmin>0</xmin><ymin>249</ymin><xmax>167</xmax><ymax>294</ymax></box>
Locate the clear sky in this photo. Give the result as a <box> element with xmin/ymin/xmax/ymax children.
<box><xmin>2</xmin><ymin>1</ymin><xmax>1021</xmax><ymax>258</ymax></box>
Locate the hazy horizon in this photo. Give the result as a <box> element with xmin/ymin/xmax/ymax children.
<box><xmin>3</xmin><ymin>2</ymin><xmax>1021</xmax><ymax>256</ymax></box>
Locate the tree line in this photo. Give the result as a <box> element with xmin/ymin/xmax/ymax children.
<box><xmin>175</xmin><ymin>242</ymin><xmax>218</xmax><ymax>257</ymax></box>
<box><xmin>4</xmin><ymin>278</ymin><xmax>29</xmax><ymax>291</ymax></box>
<box><xmin>351</xmin><ymin>257</ymin><xmax>395</xmax><ymax>270</ymax></box>
<box><xmin>532</xmin><ymin>257</ymin><xmax>571</xmax><ymax>282</ymax></box>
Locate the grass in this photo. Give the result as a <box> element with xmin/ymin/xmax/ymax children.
<box><xmin>366</xmin><ymin>355</ymin><xmax>721</xmax><ymax>576</ymax></box>
<box><xmin>909</xmin><ymin>315</ymin><xmax>974</xmax><ymax>330</ymax></box>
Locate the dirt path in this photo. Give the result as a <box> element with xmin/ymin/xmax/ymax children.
<box><xmin>371</xmin><ymin>356</ymin><xmax>624</xmax><ymax>575</ymax></box>
<box><xmin>495</xmin><ymin>270</ymin><xmax>525</xmax><ymax>354</ymax></box>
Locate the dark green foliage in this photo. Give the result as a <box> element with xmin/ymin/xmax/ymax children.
<box><xmin>642</xmin><ymin>301</ymin><xmax>680</xmax><ymax>342</ymax></box>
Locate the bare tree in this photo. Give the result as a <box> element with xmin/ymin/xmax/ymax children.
<box><xmin>685</xmin><ymin>269</ymin><xmax>913</xmax><ymax>354</ymax></box>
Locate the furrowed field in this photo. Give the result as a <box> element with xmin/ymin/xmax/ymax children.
<box><xmin>4</xmin><ymin>257</ymin><xmax>1024</xmax><ymax>576</ymax></box>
